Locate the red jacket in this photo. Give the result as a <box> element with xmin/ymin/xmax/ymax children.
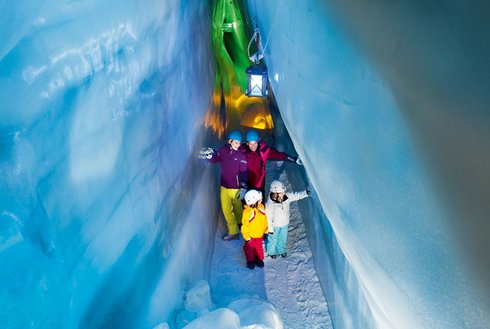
<box><xmin>242</xmin><ymin>139</ymin><xmax>290</xmax><ymax>190</ymax></box>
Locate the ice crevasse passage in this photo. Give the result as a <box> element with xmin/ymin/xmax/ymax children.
<box><xmin>1</xmin><ymin>0</ymin><xmax>490</xmax><ymax>329</ymax></box>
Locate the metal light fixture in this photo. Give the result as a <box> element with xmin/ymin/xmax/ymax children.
<box><xmin>246</xmin><ymin>65</ymin><xmax>268</xmax><ymax>97</ymax></box>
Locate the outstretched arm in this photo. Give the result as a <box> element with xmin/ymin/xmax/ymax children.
<box><xmin>260</xmin><ymin>141</ymin><xmax>302</xmax><ymax>165</ymax></box>
<box><xmin>199</xmin><ymin>147</ymin><xmax>215</xmax><ymax>160</ymax></box>
<box><xmin>287</xmin><ymin>190</ymin><xmax>309</xmax><ymax>202</ymax></box>
<box><xmin>208</xmin><ymin>149</ymin><xmax>221</xmax><ymax>163</ymax></box>
<box><xmin>199</xmin><ymin>146</ymin><xmax>222</xmax><ymax>163</ymax></box>
<box><xmin>267</xmin><ymin>147</ymin><xmax>289</xmax><ymax>161</ymax></box>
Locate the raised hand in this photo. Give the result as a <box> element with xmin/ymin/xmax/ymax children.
<box><xmin>198</xmin><ymin>147</ymin><xmax>214</xmax><ymax>159</ymax></box>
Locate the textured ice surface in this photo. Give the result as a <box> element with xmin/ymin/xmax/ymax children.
<box><xmin>248</xmin><ymin>0</ymin><xmax>490</xmax><ymax>328</ymax></box>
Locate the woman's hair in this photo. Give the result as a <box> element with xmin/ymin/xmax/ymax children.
<box><xmin>270</xmin><ymin>192</ymin><xmax>287</xmax><ymax>203</ymax></box>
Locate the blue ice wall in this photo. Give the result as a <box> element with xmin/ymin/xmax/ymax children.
<box><xmin>248</xmin><ymin>0</ymin><xmax>490</xmax><ymax>328</ymax></box>
<box><xmin>0</xmin><ymin>1</ymin><xmax>219</xmax><ymax>328</ymax></box>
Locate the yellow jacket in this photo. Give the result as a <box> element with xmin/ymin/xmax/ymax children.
<box><xmin>241</xmin><ymin>203</ymin><xmax>269</xmax><ymax>241</ymax></box>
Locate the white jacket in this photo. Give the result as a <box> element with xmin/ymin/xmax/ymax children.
<box><xmin>265</xmin><ymin>190</ymin><xmax>309</xmax><ymax>233</ymax></box>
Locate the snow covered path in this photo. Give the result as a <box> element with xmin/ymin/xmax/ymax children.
<box><xmin>208</xmin><ymin>162</ymin><xmax>333</xmax><ymax>329</ymax></box>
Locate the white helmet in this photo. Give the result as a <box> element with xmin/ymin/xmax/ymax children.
<box><xmin>270</xmin><ymin>180</ymin><xmax>285</xmax><ymax>193</ymax></box>
<box><xmin>245</xmin><ymin>189</ymin><xmax>262</xmax><ymax>206</ymax></box>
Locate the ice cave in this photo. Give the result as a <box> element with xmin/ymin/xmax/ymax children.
<box><xmin>1</xmin><ymin>0</ymin><xmax>489</xmax><ymax>328</ymax></box>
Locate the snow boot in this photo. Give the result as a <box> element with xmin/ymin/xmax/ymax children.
<box><xmin>255</xmin><ymin>260</ymin><xmax>264</xmax><ymax>268</ymax></box>
<box><xmin>246</xmin><ymin>261</ymin><xmax>255</xmax><ymax>269</ymax></box>
<box><xmin>281</xmin><ymin>253</ymin><xmax>287</xmax><ymax>258</ymax></box>
<box><xmin>270</xmin><ymin>255</ymin><xmax>277</xmax><ymax>259</ymax></box>
<box><xmin>222</xmin><ymin>233</ymin><xmax>239</xmax><ymax>241</ymax></box>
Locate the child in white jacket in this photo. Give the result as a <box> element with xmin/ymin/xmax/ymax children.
<box><xmin>265</xmin><ymin>180</ymin><xmax>310</xmax><ymax>258</ymax></box>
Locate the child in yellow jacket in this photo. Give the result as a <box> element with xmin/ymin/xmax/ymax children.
<box><xmin>241</xmin><ymin>190</ymin><xmax>269</xmax><ymax>269</ymax></box>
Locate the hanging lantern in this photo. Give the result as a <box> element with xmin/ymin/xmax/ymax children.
<box><xmin>246</xmin><ymin>18</ymin><xmax>268</xmax><ymax>98</ymax></box>
<box><xmin>246</xmin><ymin>65</ymin><xmax>268</xmax><ymax>97</ymax></box>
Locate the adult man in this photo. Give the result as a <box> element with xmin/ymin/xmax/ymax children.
<box><xmin>242</xmin><ymin>130</ymin><xmax>302</xmax><ymax>194</ymax></box>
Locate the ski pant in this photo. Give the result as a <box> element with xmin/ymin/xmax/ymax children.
<box><xmin>220</xmin><ymin>186</ymin><xmax>242</xmax><ymax>235</ymax></box>
<box><xmin>266</xmin><ymin>225</ymin><xmax>288</xmax><ymax>256</ymax></box>
<box><xmin>243</xmin><ymin>237</ymin><xmax>265</xmax><ymax>262</ymax></box>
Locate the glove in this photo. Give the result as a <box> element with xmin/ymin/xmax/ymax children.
<box><xmin>198</xmin><ymin>147</ymin><xmax>214</xmax><ymax>159</ymax></box>
<box><xmin>268</xmin><ymin>231</ymin><xmax>274</xmax><ymax>235</ymax></box>
<box><xmin>238</xmin><ymin>188</ymin><xmax>247</xmax><ymax>200</ymax></box>
<box><xmin>306</xmin><ymin>187</ymin><xmax>311</xmax><ymax>196</ymax></box>
<box><xmin>286</xmin><ymin>155</ymin><xmax>303</xmax><ymax>166</ymax></box>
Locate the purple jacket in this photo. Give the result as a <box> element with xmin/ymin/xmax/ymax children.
<box><xmin>209</xmin><ymin>144</ymin><xmax>248</xmax><ymax>189</ymax></box>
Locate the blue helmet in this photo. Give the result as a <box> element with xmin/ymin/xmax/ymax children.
<box><xmin>228</xmin><ymin>130</ymin><xmax>242</xmax><ymax>142</ymax></box>
<box><xmin>245</xmin><ymin>130</ymin><xmax>260</xmax><ymax>142</ymax></box>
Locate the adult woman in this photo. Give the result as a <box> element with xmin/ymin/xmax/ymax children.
<box><xmin>200</xmin><ymin>130</ymin><xmax>248</xmax><ymax>240</ymax></box>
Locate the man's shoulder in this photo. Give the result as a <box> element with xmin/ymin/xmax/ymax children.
<box><xmin>259</xmin><ymin>139</ymin><xmax>270</xmax><ymax>151</ymax></box>
<box><xmin>259</xmin><ymin>138</ymin><xmax>269</xmax><ymax>146</ymax></box>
